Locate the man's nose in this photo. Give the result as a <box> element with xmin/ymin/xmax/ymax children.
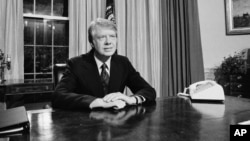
<box><xmin>104</xmin><ymin>36</ymin><xmax>111</xmax><ymax>44</ymax></box>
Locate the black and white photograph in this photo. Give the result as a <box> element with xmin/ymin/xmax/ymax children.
<box><xmin>0</xmin><ymin>0</ymin><xmax>250</xmax><ymax>141</ymax></box>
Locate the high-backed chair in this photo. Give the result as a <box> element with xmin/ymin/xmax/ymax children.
<box><xmin>32</xmin><ymin>64</ymin><xmax>66</xmax><ymax>110</ymax></box>
<box><xmin>21</xmin><ymin>64</ymin><xmax>67</xmax><ymax>110</ymax></box>
<box><xmin>53</xmin><ymin>63</ymin><xmax>67</xmax><ymax>88</ymax></box>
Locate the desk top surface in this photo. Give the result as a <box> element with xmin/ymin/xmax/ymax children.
<box><xmin>2</xmin><ymin>96</ymin><xmax>250</xmax><ymax>141</ymax></box>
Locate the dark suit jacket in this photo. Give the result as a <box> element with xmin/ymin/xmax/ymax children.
<box><xmin>52</xmin><ymin>49</ymin><xmax>156</xmax><ymax>109</ymax></box>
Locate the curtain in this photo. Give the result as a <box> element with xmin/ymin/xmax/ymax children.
<box><xmin>161</xmin><ymin>0</ymin><xmax>204</xmax><ymax>97</ymax></box>
<box><xmin>69</xmin><ymin>0</ymin><xmax>107</xmax><ymax>58</ymax></box>
<box><xmin>0</xmin><ymin>0</ymin><xmax>24</xmax><ymax>80</ymax></box>
<box><xmin>115</xmin><ymin>0</ymin><xmax>162</xmax><ymax>97</ymax></box>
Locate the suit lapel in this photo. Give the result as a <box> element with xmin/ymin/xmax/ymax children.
<box><xmin>84</xmin><ymin>50</ymin><xmax>105</xmax><ymax>97</ymax></box>
<box><xmin>109</xmin><ymin>56</ymin><xmax>122</xmax><ymax>93</ymax></box>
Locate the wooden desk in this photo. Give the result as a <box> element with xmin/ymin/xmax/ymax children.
<box><xmin>0</xmin><ymin>79</ymin><xmax>54</xmax><ymax>109</ymax></box>
<box><xmin>1</xmin><ymin>96</ymin><xmax>250</xmax><ymax>141</ymax></box>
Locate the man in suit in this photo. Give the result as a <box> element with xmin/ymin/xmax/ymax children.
<box><xmin>52</xmin><ymin>18</ymin><xmax>156</xmax><ymax>110</ymax></box>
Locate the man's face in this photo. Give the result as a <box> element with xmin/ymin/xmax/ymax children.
<box><xmin>92</xmin><ymin>26</ymin><xmax>117</xmax><ymax>60</ymax></box>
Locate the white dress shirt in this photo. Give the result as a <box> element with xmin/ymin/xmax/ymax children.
<box><xmin>94</xmin><ymin>55</ymin><xmax>111</xmax><ymax>75</ymax></box>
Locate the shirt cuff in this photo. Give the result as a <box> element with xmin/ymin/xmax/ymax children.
<box><xmin>135</xmin><ymin>95</ymin><xmax>146</xmax><ymax>104</ymax></box>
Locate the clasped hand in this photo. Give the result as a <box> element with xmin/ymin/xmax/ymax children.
<box><xmin>103</xmin><ymin>92</ymin><xmax>136</xmax><ymax>105</ymax></box>
<box><xmin>90</xmin><ymin>92</ymin><xmax>136</xmax><ymax>110</ymax></box>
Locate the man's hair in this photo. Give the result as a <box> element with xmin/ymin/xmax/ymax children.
<box><xmin>88</xmin><ymin>18</ymin><xmax>117</xmax><ymax>45</ymax></box>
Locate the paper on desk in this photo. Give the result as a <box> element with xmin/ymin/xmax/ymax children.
<box><xmin>238</xmin><ymin>120</ymin><xmax>250</xmax><ymax>125</ymax></box>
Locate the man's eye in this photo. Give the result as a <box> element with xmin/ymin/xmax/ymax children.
<box><xmin>110</xmin><ymin>35</ymin><xmax>116</xmax><ymax>38</ymax></box>
<box><xmin>98</xmin><ymin>36</ymin><xmax>105</xmax><ymax>40</ymax></box>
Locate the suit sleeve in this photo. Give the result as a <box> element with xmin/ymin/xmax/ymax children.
<box><xmin>52</xmin><ymin>59</ymin><xmax>96</xmax><ymax>110</ymax></box>
<box><xmin>125</xmin><ymin>58</ymin><xmax>156</xmax><ymax>102</ymax></box>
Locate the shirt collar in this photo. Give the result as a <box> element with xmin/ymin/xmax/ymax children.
<box><xmin>94</xmin><ymin>55</ymin><xmax>111</xmax><ymax>70</ymax></box>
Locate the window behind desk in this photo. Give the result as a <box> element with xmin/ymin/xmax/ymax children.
<box><xmin>23</xmin><ymin>0</ymin><xmax>69</xmax><ymax>82</ymax></box>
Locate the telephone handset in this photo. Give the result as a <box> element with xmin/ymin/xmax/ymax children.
<box><xmin>178</xmin><ymin>80</ymin><xmax>225</xmax><ymax>101</ymax></box>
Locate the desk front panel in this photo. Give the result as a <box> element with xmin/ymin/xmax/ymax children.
<box><xmin>0</xmin><ymin>80</ymin><xmax>54</xmax><ymax>109</ymax></box>
<box><xmin>1</xmin><ymin>83</ymin><xmax>54</xmax><ymax>95</ymax></box>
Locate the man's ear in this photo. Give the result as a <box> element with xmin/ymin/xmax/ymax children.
<box><xmin>90</xmin><ymin>42</ymin><xmax>94</xmax><ymax>48</ymax></box>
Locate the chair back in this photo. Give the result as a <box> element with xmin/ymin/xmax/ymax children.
<box><xmin>53</xmin><ymin>63</ymin><xmax>67</xmax><ymax>88</ymax></box>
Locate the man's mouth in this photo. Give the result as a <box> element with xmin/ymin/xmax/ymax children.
<box><xmin>104</xmin><ymin>47</ymin><xmax>113</xmax><ymax>50</ymax></box>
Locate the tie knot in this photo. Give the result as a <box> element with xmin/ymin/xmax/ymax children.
<box><xmin>101</xmin><ymin>63</ymin><xmax>108</xmax><ymax>70</ymax></box>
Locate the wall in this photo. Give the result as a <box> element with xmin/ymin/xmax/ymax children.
<box><xmin>197</xmin><ymin>0</ymin><xmax>250</xmax><ymax>79</ymax></box>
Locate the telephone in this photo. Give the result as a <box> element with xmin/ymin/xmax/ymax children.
<box><xmin>178</xmin><ymin>80</ymin><xmax>225</xmax><ymax>101</ymax></box>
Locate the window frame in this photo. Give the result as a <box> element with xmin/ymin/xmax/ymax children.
<box><xmin>23</xmin><ymin>0</ymin><xmax>69</xmax><ymax>82</ymax></box>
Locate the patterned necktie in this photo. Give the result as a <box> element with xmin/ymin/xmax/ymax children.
<box><xmin>101</xmin><ymin>63</ymin><xmax>109</xmax><ymax>94</ymax></box>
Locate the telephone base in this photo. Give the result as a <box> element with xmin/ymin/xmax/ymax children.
<box><xmin>190</xmin><ymin>99</ymin><xmax>224</xmax><ymax>104</ymax></box>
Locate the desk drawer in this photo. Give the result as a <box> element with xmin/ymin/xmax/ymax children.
<box><xmin>7</xmin><ymin>85</ymin><xmax>54</xmax><ymax>95</ymax></box>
